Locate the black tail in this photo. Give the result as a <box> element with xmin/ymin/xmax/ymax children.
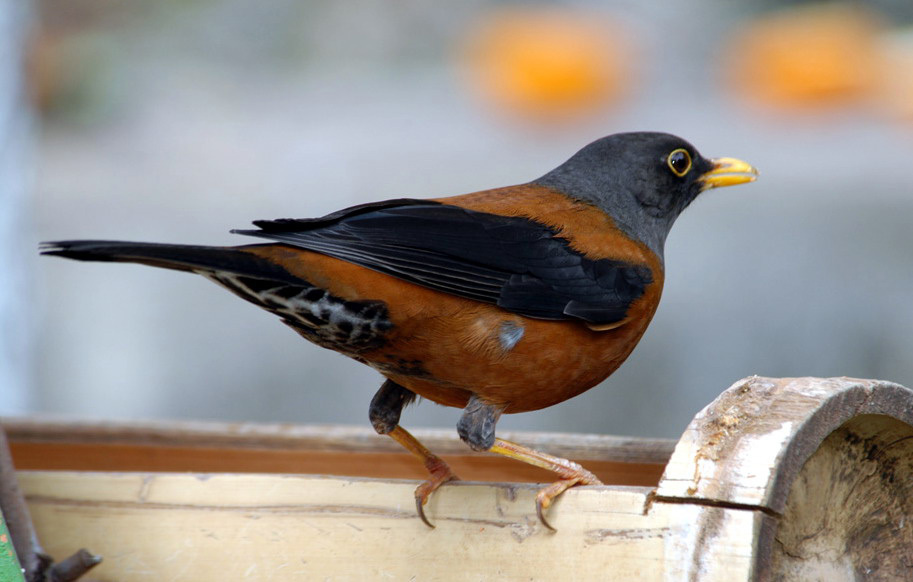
<box><xmin>39</xmin><ymin>240</ymin><xmax>304</xmax><ymax>285</ymax></box>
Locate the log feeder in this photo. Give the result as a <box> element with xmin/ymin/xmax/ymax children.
<box><xmin>4</xmin><ymin>376</ymin><xmax>912</xmax><ymax>580</ymax></box>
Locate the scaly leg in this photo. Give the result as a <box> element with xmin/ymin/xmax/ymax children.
<box><xmin>369</xmin><ymin>380</ymin><xmax>459</xmax><ymax>527</ymax></box>
<box><xmin>489</xmin><ymin>438</ymin><xmax>602</xmax><ymax>531</ymax></box>
<box><xmin>457</xmin><ymin>395</ymin><xmax>602</xmax><ymax>531</ymax></box>
<box><xmin>386</xmin><ymin>425</ymin><xmax>459</xmax><ymax>527</ymax></box>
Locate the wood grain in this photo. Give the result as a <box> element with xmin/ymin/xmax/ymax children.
<box><xmin>9</xmin><ymin>441</ymin><xmax>665</xmax><ymax>487</ymax></box>
<box><xmin>2</xmin><ymin>417</ymin><xmax>675</xmax><ymax>463</ymax></box>
<box><xmin>19</xmin><ymin>471</ymin><xmax>743</xmax><ymax>582</ymax></box>
<box><xmin>770</xmin><ymin>414</ymin><xmax>913</xmax><ymax>581</ymax></box>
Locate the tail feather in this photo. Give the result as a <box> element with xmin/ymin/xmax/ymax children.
<box><xmin>41</xmin><ymin>239</ymin><xmax>397</xmax><ymax>354</ymax></box>
<box><xmin>39</xmin><ymin>240</ymin><xmax>304</xmax><ymax>285</ymax></box>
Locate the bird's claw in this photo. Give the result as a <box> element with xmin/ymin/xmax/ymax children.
<box><xmin>534</xmin><ymin>470</ymin><xmax>603</xmax><ymax>532</ymax></box>
<box><xmin>413</xmin><ymin>469</ymin><xmax>460</xmax><ymax>528</ymax></box>
<box><xmin>535</xmin><ymin>497</ymin><xmax>558</xmax><ymax>532</ymax></box>
<box><xmin>415</xmin><ymin>495</ymin><xmax>436</xmax><ymax>529</ymax></box>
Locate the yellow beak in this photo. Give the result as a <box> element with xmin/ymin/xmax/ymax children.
<box><xmin>699</xmin><ymin>157</ymin><xmax>760</xmax><ymax>190</ymax></box>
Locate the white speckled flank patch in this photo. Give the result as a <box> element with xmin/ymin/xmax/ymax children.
<box><xmin>203</xmin><ymin>272</ymin><xmax>392</xmax><ymax>353</ymax></box>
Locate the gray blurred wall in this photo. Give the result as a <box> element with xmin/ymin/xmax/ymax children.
<box><xmin>0</xmin><ymin>0</ymin><xmax>32</xmax><ymax>415</ymax></box>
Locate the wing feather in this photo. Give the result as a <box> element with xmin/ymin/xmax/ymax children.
<box><xmin>233</xmin><ymin>199</ymin><xmax>651</xmax><ymax>325</ymax></box>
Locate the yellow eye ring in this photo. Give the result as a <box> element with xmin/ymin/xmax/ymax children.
<box><xmin>667</xmin><ymin>148</ymin><xmax>692</xmax><ymax>177</ymax></box>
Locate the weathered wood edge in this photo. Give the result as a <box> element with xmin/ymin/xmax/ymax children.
<box><xmin>0</xmin><ymin>417</ymin><xmax>676</xmax><ymax>464</ymax></box>
<box><xmin>654</xmin><ymin>376</ymin><xmax>913</xmax><ymax>581</ymax></box>
<box><xmin>655</xmin><ymin>376</ymin><xmax>913</xmax><ymax>514</ymax></box>
<box><xmin>764</xmin><ymin>413</ymin><xmax>913</xmax><ymax>580</ymax></box>
<box><xmin>765</xmin><ymin>378</ymin><xmax>913</xmax><ymax>515</ymax></box>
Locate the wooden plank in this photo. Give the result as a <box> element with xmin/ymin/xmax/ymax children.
<box><xmin>20</xmin><ymin>470</ymin><xmax>773</xmax><ymax>581</ymax></box>
<box><xmin>1</xmin><ymin>418</ymin><xmax>675</xmax><ymax>463</ymax></box>
<box><xmin>9</xmin><ymin>442</ymin><xmax>665</xmax><ymax>487</ymax></box>
<box><xmin>4</xmin><ymin>418</ymin><xmax>672</xmax><ymax>487</ymax></box>
<box><xmin>21</xmin><ymin>471</ymin><xmax>674</xmax><ymax>582</ymax></box>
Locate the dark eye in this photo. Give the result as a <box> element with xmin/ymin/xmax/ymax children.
<box><xmin>666</xmin><ymin>148</ymin><xmax>692</xmax><ymax>177</ymax></box>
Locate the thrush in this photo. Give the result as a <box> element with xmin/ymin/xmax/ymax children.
<box><xmin>41</xmin><ymin>132</ymin><xmax>758</xmax><ymax>529</ymax></box>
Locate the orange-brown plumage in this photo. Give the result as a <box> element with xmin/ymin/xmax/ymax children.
<box><xmin>245</xmin><ymin>182</ymin><xmax>664</xmax><ymax>413</ymax></box>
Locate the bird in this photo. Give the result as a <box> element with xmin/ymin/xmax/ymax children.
<box><xmin>41</xmin><ymin>132</ymin><xmax>758</xmax><ymax>530</ymax></box>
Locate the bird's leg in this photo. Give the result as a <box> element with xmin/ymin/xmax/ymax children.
<box><xmin>369</xmin><ymin>380</ymin><xmax>459</xmax><ymax>528</ymax></box>
<box><xmin>488</xmin><ymin>438</ymin><xmax>602</xmax><ymax>531</ymax></box>
<box><xmin>455</xmin><ymin>394</ymin><xmax>502</xmax><ymax>451</ymax></box>
<box><xmin>457</xmin><ymin>395</ymin><xmax>602</xmax><ymax>531</ymax></box>
<box><xmin>386</xmin><ymin>426</ymin><xmax>459</xmax><ymax>528</ymax></box>
<box><xmin>368</xmin><ymin>379</ymin><xmax>415</xmax><ymax>435</ymax></box>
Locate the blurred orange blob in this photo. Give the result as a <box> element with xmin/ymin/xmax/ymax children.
<box><xmin>724</xmin><ymin>4</ymin><xmax>884</xmax><ymax>109</ymax></box>
<box><xmin>461</xmin><ymin>8</ymin><xmax>631</xmax><ymax>123</ymax></box>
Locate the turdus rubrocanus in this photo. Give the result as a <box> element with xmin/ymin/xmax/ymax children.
<box><xmin>42</xmin><ymin>132</ymin><xmax>759</xmax><ymax>529</ymax></box>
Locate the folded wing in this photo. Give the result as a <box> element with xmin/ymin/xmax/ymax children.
<box><xmin>234</xmin><ymin>199</ymin><xmax>652</xmax><ymax>326</ymax></box>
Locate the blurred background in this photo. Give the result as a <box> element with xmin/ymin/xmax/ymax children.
<box><xmin>1</xmin><ymin>0</ymin><xmax>912</xmax><ymax>438</ymax></box>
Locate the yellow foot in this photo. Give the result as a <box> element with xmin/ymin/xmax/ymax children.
<box><xmin>489</xmin><ymin>437</ymin><xmax>603</xmax><ymax>531</ymax></box>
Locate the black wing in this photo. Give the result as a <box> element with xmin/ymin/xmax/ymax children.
<box><xmin>233</xmin><ymin>199</ymin><xmax>652</xmax><ymax>325</ymax></box>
